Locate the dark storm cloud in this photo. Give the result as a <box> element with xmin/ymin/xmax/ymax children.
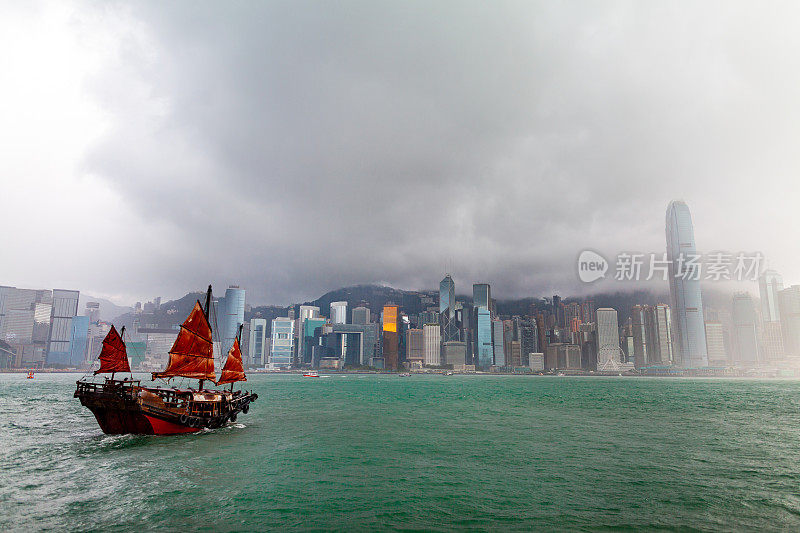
<box><xmin>82</xmin><ymin>1</ymin><xmax>800</xmax><ymax>304</ymax></box>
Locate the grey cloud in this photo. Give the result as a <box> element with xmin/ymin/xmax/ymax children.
<box><xmin>78</xmin><ymin>0</ymin><xmax>800</xmax><ymax>304</ymax></box>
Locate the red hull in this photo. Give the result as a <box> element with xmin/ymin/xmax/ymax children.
<box><xmin>88</xmin><ymin>406</ymin><xmax>200</xmax><ymax>435</ymax></box>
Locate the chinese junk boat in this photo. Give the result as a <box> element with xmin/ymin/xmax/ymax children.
<box><xmin>74</xmin><ymin>286</ymin><xmax>257</xmax><ymax>435</ymax></box>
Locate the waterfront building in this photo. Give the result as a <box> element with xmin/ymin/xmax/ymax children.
<box><xmin>509</xmin><ymin>341</ymin><xmax>522</xmax><ymax>368</ymax></box>
<box><xmin>596</xmin><ymin>308</ymin><xmax>622</xmax><ymax>371</ymax></box>
<box><xmin>704</xmin><ymin>322</ymin><xmax>727</xmax><ymax>366</ymax></box>
<box><xmin>220</xmin><ymin>286</ymin><xmax>245</xmax><ymax>357</ymax></box>
<box><xmin>248</xmin><ymin>318</ymin><xmax>267</xmax><ymax>367</ymax></box>
<box><xmin>330</xmin><ymin>301</ymin><xmax>347</xmax><ymax>324</ymax></box>
<box><xmin>68</xmin><ymin>315</ymin><xmax>90</xmax><ymax>367</ymax></box>
<box><xmin>732</xmin><ymin>293</ymin><xmax>760</xmax><ymax>367</ymax></box>
<box><xmin>529</xmin><ymin>353</ymin><xmax>545</xmax><ymax>371</ymax></box>
<box><xmin>382</xmin><ymin>305</ymin><xmax>399</xmax><ymax>370</ymax></box>
<box><xmin>423</xmin><ymin>323</ymin><xmax>441</xmax><ymax>366</ymax></box>
<box><xmin>631</xmin><ymin>305</ymin><xmax>648</xmax><ymax>368</ymax></box>
<box><xmin>778</xmin><ymin>286</ymin><xmax>800</xmax><ymax>357</ymax></box>
<box><xmin>46</xmin><ymin>289</ymin><xmax>79</xmax><ymax>366</ymax></box>
<box><xmin>762</xmin><ymin>321</ymin><xmax>784</xmax><ymax>361</ymax></box>
<box><xmin>352</xmin><ymin>306</ymin><xmax>370</xmax><ymax>325</ymax></box>
<box><xmin>666</xmin><ymin>200</ymin><xmax>709</xmax><ymax>367</ymax></box>
<box><xmin>406</xmin><ymin>328</ymin><xmax>424</xmax><ymax>363</ymax></box>
<box><xmin>442</xmin><ymin>341</ymin><xmax>466</xmax><ymax>368</ymax></box>
<box><xmin>270</xmin><ymin>317</ymin><xmax>295</xmax><ymax>369</ymax></box>
<box><xmin>519</xmin><ymin>318</ymin><xmax>538</xmax><ymax>366</ymax></box>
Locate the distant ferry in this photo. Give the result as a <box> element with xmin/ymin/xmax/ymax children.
<box><xmin>26</xmin><ymin>370</ymin><xmax>34</xmax><ymax>379</ymax></box>
<box><xmin>303</xmin><ymin>371</ymin><xmax>319</xmax><ymax>377</ymax></box>
<box><xmin>74</xmin><ymin>285</ymin><xmax>257</xmax><ymax>435</ymax></box>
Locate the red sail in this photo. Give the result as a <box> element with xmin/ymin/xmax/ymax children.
<box><xmin>217</xmin><ymin>337</ymin><xmax>246</xmax><ymax>385</ymax></box>
<box><xmin>152</xmin><ymin>301</ymin><xmax>215</xmax><ymax>381</ymax></box>
<box><xmin>94</xmin><ymin>325</ymin><xmax>131</xmax><ymax>375</ymax></box>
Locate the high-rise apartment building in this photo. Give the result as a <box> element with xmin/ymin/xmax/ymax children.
<box><xmin>666</xmin><ymin>200</ymin><xmax>708</xmax><ymax>367</ymax></box>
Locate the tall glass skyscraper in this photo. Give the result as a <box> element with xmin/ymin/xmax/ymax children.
<box><xmin>732</xmin><ymin>292</ymin><xmax>760</xmax><ymax>366</ymax></box>
<box><xmin>473</xmin><ymin>283</ymin><xmax>491</xmax><ymax>309</ymax></box>
<box><xmin>759</xmin><ymin>270</ymin><xmax>784</xmax><ymax>323</ymax></box>
<box><xmin>596</xmin><ymin>308</ymin><xmax>621</xmax><ymax>370</ymax></box>
<box><xmin>220</xmin><ymin>286</ymin><xmax>245</xmax><ymax>356</ymax></box>
<box><xmin>476</xmin><ymin>306</ymin><xmax>493</xmax><ymax>369</ymax></box>
<box><xmin>439</xmin><ymin>274</ymin><xmax>459</xmax><ymax>342</ymax></box>
<box><xmin>46</xmin><ymin>289</ymin><xmax>79</xmax><ymax>366</ymax></box>
<box><xmin>666</xmin><ymin>201</ymin><xmax>708</xmax><ymax>368</ymax></box>
<box><xmin>330</xmin><ymin>301</ymin><xmax>347</xmax><ymax>324</ymax></box>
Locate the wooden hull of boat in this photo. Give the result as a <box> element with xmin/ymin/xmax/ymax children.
<box><xmin>74</xmin><ymin>380</ymin><xmax>257</xmax><ymax>436</ymax></box>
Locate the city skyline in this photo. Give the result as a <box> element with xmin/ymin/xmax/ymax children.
<box><xmin>2</xmin><ymin>2</ymin><xmax>800</xmax><ymax>305</ymax></box>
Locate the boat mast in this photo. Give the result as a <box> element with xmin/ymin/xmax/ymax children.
<box><xmin>198</xmin><ymin>284</ymin><xmax>212</xmax><ymax>391</ymax></box>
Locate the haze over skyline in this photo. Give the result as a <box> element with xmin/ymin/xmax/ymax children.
<box><xmin>2</xmin><ymin>1</ymin><xmax>800</xmax><ymax>305</ymax></box>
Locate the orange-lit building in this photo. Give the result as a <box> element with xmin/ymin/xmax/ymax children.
<box><xmin>382</xmin><ymin>305</ymin><xmax>399</xmax><ymax>370</ymax></box>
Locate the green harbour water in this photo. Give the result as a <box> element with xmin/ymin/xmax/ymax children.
<box><xmin>2</xmin><ymin>373</ymin><xmax>800</xmax><ymax>531</ymax></box>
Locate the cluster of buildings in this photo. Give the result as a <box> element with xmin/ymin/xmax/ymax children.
<box><xmin>3</xmin><ymin>201</ymin><xmax>800</xmax><ymax>374</ymax></box>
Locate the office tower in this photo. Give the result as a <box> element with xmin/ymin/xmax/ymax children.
<box><xmin>68</xmin><ymin>316</ymin><xmax>90</xmax><ymax>367</ymax></box>
<box><xmin>352</xmin><ymin>306</ymin><xmax>370</xmax><ymax>325</ymax></box>
<box><xmin>581</xmin><ymin>299</ymin><xmax>597</xmax><ymax>324</ymax></box>
<box><xmin>248</xmin><ymin>318</ymin><xmax>267</xmax><ymax>367</ymax></box>
<box><xmin>762</xmin><ymin>322</ymin><xmax>784</xmax><ymax>361</ymax></box>
<box><xmin>492</xmin><ymin>319</ymin><xmax>505</xmax><ymax>367</ymax></box>
<box><xmin>473</xmin><ymin>283</ymin><xmax>491</xmax><ymax>309</ymax></box>
<box><xmin>509</xmin><ymin>341</ymin><xmax>522</xmax><ymax>368</ymax></box>
<box><xmin>442</xmin><ymin>341</ymin><xmax>466</xmax><ymax>367</ymax></box>
<box><xmin>759</xmin><ymin>270</ymin><xmax>784</xmax><ymax>322</ymax></box>
<box><xmin>220</xmin><ymin>286</ymin><xmax>245</xmax><ymax>356</ymax></box>
<box><xmin>631</xmin><ymin>305</ymin><xmax>648</xmax><ymax>368</ymax></box>
<box><xmin>519</xmin><ymin>318</ymin><xmax>538</xmax><ymax>366</ymax></box>
<box><xmin>778</xmin><ymin>286</ymin><xmax>800</xmax><ymax>357</ymax></box>
<box><xmin>666</xmin><ymin>200</ymin><xmax>709</xmax><ymax>367</ymax></box>
<box><xmin>299</xmin><ymin>305</ymin><xmax>320</xmax><ymax>321</ymax></box>
<box><xmin>269</xmin><ymin>317</ymin><xmax>295</xmax><ymax>369</ymax></box>
<box><xmin>439</xmin><ymin>275</ymin><xmax>459</xmax><ymax>342</ymax></box>
<box><xmin>406</xmin><ymin>328</ymin><xmax>424</xmax><ymax>363</ymax></box>
<box><xmin>705</xmin><ymin>322</ymin><xmax>727</xmax><ymax>366</ymax></box>
<box><xmin>330</xmin><ymin>301</ymin><xmax>347</xmax><ymax>324</ymax></box>
<box><xmin>731</xmin><ymin>293</ymin><xmax>760</xmax><ymax>366</ymax></box>
<box><xmin>655</xmin><ymin>304</ymin><xmax>673</xmax><ymax>365</ymax></box>
<box><xmin>597</xmin><ymin>308</ymin><xmax>622</xmax><ymax>371</ymax></box>
<box><xmin>552</xmin><ymin>295</ymin><xmax>564</xmax><ymax>328</ymax></box>
<box><xmin>565</xmin><ymin>303</ymin><xmax>581</xmax><ymax>330</ymax></box>
<box><xmin>440</xmin><ymin>275</ymin><xmax>455</xmax><ymax>316</ymax></box>
<box><xmin>46</xmin><ymin>289</ymin><xmax>79</xmax><ymax>366</ymax></box>
<box><xmin>423</xmin><ymin>323</ymin><xmax>441</xmax><ymax>366</ymax></box>
<box><xmin>475</xmin><ymin>307</ymin><xmax>493</xmax><ymax>369</ymax></box>
<box><xmin>382</xmin><ymin>305</ymin><xmax>399</xmax><ymax>370</ymax></box>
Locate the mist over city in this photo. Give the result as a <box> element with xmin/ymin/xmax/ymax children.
<box><xmin>4</xmin><ymin>2</ymin><xmax>800</xmax><ymax>532</ymax></box>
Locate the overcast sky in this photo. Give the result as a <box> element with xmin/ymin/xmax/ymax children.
<box><xmin>1</xmin><ymin>1</ymin><xmax>799</xmax><ymax>306</ymax></box>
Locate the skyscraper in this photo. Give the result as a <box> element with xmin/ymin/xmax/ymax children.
<box><xmin>330</xmin><ymin>301</ymin><xmax>348</xmax><ymax>324</ymax></box>
<box><xmin>439</xmin><ymin>274</ymin><xmax>459</xmax><ymax>342</ymax></box>
<box><xmin>596</xmin><ymin>308</ymin><xmax>622</xmax><ymax>371</ymax></box>
<box><xmin>473</xmin><ymin>283</ymin><xmax>491</xmax><ymax>309</ymax></box>
<box><xmin>352</xmin><ymin>306</ymin><xmax>370</xmax><ymax>325</ymax></box>
<box><xmin>269</xmin><ymin>317</ymin><xmax>294</xmax><ymax>369</ymax></box>
<box><xmin>299</xmin><ymin>305</ymin><xmax>320</xmax><ymax>321</ymax></box>
<box><xmin>778</xmin><ymin>286</ymin><xmax>800</xmax><ymax>358</ymax></box>
<box><xmin>382</xmin><ymin>305</ymin><xmax>399</xmax><ymax>370</ymax></box>
<box><xmin>248</xmin><ymin>318</ymin><xmax>267</xmax><ymax>367</ymax></box>
<box><xmin>732</xmin><ymin>292</ymin><xmax>760</xmax><ymax>367</ymax></box>
<box><xmin>666</xmin><ymin>200</ymin><xmax>709</xmax><ymax>367</ymax></box>
<box><xmin>704</xmin><ymin>322</ymin><xmax>727</xmax><ymax>366</ymax></box>
<box><xmin>759</xmin><ymin>270</ymin><xmax>784</xmax><ymax>322</ymax></box>
<box><xmin>476</xmin><ymin>306</ymin><xmax>493</xmax><ymax>369</ymax></box>
<box><xmin>220</xmin><ymin>286</ymin><xmax>245</xmax><ymax>356</ymax></box>
<box><xmin>423</xmin><ymin>323</ymin><xmax>441</xmax><ymax>366</ymax></box>
<box><xmin>46</xmin><ymin>289</ymin><xmax>79</xmax><ymax>366</ymax></box>
<box><xmin>492</xmin><ymin>319</ymin><xmax>505</xmax><ymax>367</ymax></box>
<box><xmin>655</xmin><ymin>304</ymin><xmax>673</xmax><ymax>365</ymax></box>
